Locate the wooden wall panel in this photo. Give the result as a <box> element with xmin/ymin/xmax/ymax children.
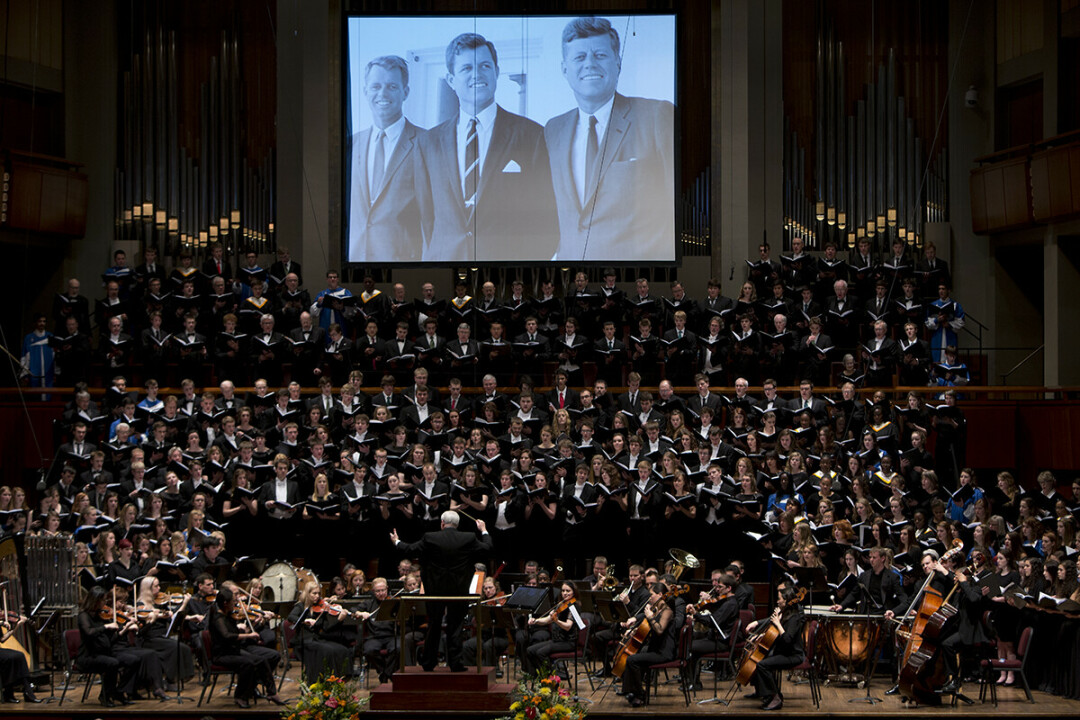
<box><xmin>964</xmin><ymin>404</ymin><xmax>1018</xmax><ymax>469</ymax></box>
<box><xmin>1031</xmin><ymin>144</ymin><xmax>1080</xmax><ymax>222</ymax></box>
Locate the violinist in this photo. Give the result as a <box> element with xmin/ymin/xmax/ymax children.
<box><xmin>463</xmin><ymin>578</ymin><xmax>509</xmax><ymax>670</ymax></box>
<box><xmin>0</xmin><ymin>610</ymin><xmax>39</xmax><ymax>703</ymax></box>
<box><xmin>76</xmin><ymin>585</ymin><xmax>168</xmax><ymax>706</ymax></box>
<box><xmin>288</xmin><ymin>581</ymin><xmax>354</xmax><ymax>681</ymax></box>
<box><xmin>620</xmin><ymin>581</ymin><xmax>678</xmax><ymax>708</ymax></box>
<box><xmin>222</xmin><ymin>580</ymin><xmax>276</xmax><ymax>647</ymax></box>
<box><xmin>743</xmin><ymin>585</ymin><xmax>806</xmax><ymax>711</ymax></box>
<box><xmin>355</xmin><ymin>577</ymin><xmax>399</xmax><ymax>683</ymax></box>
<box><xmin>184</xmin><ymin>573</ymin><xmax>218</xmax><ymax>658</ymax></box>
<box><xmin>207</xmin><ymin>588</ymin><xmax>284</xmax><ymax>708</ymax></box>
<box><xmin>686</xmin><ymin>571</ymin><xmax>739</xmax><ymax>690</ymax></box>
<box><xmin>523</xmin><ymin>581</ymin><xmax>581</xmax><ymax>677</ymax></box>
<box><xmin>135</xmin><ymin>576</ymin><xmax>194</xmax><ymax>690</ymax></box>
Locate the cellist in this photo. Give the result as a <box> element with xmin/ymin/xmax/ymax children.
<box><xmin>620</xmin><ymin>581</ymin><xmax>677</xmax><ymax>708</ymax></box>
<box><xmin>742</xmin><ymin>585</ymin><xmax>806</xmax><ymax>711</ymax></box>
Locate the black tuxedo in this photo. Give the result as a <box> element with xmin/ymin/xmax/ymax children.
<box><xmin>395</xmin><ymin>526</ymin><xmax>494</xmax><ymax>669</ymax></box>
<box><xmin>269</xmin><ymin>260</ymin><xmax>303</xmax><ymax>288</ymax></box>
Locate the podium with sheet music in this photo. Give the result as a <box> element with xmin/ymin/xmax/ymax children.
<box><xmin>368</xmin><ymin>594</ymin><xmax>515</xmax><ymax>712</ymax></box>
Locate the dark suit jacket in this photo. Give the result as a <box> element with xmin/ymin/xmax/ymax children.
<box><xmin>544</xmin><ymin>93</ymin><xmax>675</xmax><ymax>261</ymax></box>
<box><xmin>396</xmin><ymin>527</ymin><xmax>493</xmax><ymax>595</ymax></box>
<box><xmin>348</xmin><ymin>120</ymin><xmax>423</xmax><ymax>262</ymax></box>
<box><xmin>840</xmin><ymin>568</ymin><xmax>909</xmax><ymax>616</ymax></box>
<box><xmin>415</xmin><ymin>106</ymin><xmax>557</xmax><ymax>262</ymax></box>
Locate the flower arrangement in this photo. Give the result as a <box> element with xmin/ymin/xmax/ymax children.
<box><xmin>501</xmin><ymin>668</ymin><xmax>588</xmax><ymax>720</ymax></box>
<box><xmin>281</xmin><ymin>674</ymin><xmax>368</xmax><ymax>720</ymax></box>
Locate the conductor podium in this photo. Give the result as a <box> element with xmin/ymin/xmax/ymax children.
<box><xmin>367</xmin><ymin>594</ymin><xmax>515</xmax><ymax>712</ymax></box>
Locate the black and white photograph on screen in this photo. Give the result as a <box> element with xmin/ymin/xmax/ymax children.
<box><xmin>344</xmin><ymin>14</ymin><xmax>677</xmax><ymax>266</ymax></box>
<box><xmin>347</xmin><ymin>55</ymin><xmax>424</xmax><ymax>263</ymax></box>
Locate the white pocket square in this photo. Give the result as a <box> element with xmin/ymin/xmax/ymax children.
<box><xmin>502</xmin><ymin>160</ymin><xmax>522</xmax><ymax>173</ymax></box>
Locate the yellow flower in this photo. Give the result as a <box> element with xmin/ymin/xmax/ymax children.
<box><xmin>515</xmin><ymin>714</ymin><xmax>525</xmax><ymax>720</ymax></box>
<box><xmin>510</xmin><ymin>701</ymin><xmax>521</xmax><ymax>711</ymax></box>
<box><xmin>539</xmin><ymin>687</ymin><xmax>551</xmax><ymax>697</ymax></box>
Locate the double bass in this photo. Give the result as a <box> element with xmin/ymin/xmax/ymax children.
<box><xmin>895</xmin><ymin>540</ymin><xmax>966</xmax><ymax>705</ymax></box>
<box><xmin>734</xmin><ymin>587</ymin><xmax>806</xmax><ymax>687</ymax></box>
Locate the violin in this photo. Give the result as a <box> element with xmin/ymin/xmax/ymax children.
<box><xmin>692</xmin><ymin>589</ymin><xmax>733</xmax><ymax>612</ymax></box>
<box><xmin>311</xmin><ymin>598</ymin><xmax>347</xmax><ymax>616</ymax></box>
<box><xmin>549</xmin><ymin>596</ymin><xmax>577</xmax><ymax>618</ymax></box>
<box><xmin>154</xmin><ymin>591</ymin><xmax>185</xmax><ymax>605</ymax></box>
<box><xmin>98</xmin><ymin>604</ymin><xmax>134</xmax><ymax>626</ymax></box>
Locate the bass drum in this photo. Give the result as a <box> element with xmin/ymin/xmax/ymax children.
<box><xmin>295</xmin><ymin>567</ymin><xmax>319</xmax><ymax>596</ymax></box>
<box><xmin>260</xmin><ymin>563</ymin><xmax>299</xmax><ymax>604</ymax></box>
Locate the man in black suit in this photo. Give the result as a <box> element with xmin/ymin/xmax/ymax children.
<box><xmin>512</xmin><ymin>316</ymin><xmax>550</xmax><ymax>382</ymax></box>
<box><xmin>347</xmin><ymin>56</ymin><xmax>423</xmax><ymax>263</ymax></box>
<box><xmin>390</xmin><ymin>510</ymin><xmax>493</xmax><ymax>671</ymax></box>
<box><xmin>200</xmin><ymin>242</ymin><xmax>232</xmax><ymax>288</ymax></box>
<box><xmin>269</xmin><ymin>247</ymin><xmax>303</xmax><ymax>289</ymax></box>
<box><xmin>289</xmin><ymin>311</ymin><xmax>326</xmax><ymax>387</ymax></box>
<box><xmin>415</xmin><ymin>33</ymin><xmax>557</xmax><ymax>262</ymax></box>
<box><xmin>831</xmin><ymin>546</ymin><xmax>909</xmax><ymax>618</ymax></box>
<box><xmin>544</xmin><ymin>16</ymin><xmax>674</xmax><ymax>262</ymax></box>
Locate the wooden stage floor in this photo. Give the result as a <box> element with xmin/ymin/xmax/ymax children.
<box><xmin>4</xmin><ymin>664</ymin><xmax>1078</xmax><ymax>719</ymax></box>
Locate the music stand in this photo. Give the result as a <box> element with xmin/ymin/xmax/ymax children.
<box><xmin>792</xmin><ymin>566</ymin><xmax>829</xmax><ymax>612</ymax></box>
<box><xmin>34</xmin><ymin>609</ymin><xmax>62</xmax><ymax>703</ymax></box>
<box><xmin>163</xmin><ymin>606</ymin><xmax>191</xmax><ymax>704</ymax></box>
<box><xmin>231</xmin><ymin>557</ymin><xmax>268</xmax><ymax>583</ymax></box>
<box><xmin>695</xmin><ymin>610</ymin><xmax>732</xmax><ymax>706</ymax></box>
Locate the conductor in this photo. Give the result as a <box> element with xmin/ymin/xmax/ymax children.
<box><xmin>390</xmin><ymin>510</ymin><xmax>493</xmax><ymax>671</ymax></box>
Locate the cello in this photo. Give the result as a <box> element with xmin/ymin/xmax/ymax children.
<box><xmin>611</xmin><ymin>584</ymin><xmax>688</xmax><ymax>678</ymax></box>
<box><xmin>734</xmin><ymin>587</ymin><xmax>806</xmax><ymax>687</ymax></box>
<box><xmin>895</xmin><ymin>539</ymin><xmax>966</xmax><ymax>705</ymax></box>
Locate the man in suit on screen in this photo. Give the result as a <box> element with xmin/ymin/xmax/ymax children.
<box><xmin>545</xmin><ymin>16</ymin><xmax>675</xmax><ymax>262</ymax></box>
<box><xmin>348</xmin><ymin>55</ymin><xmax>423</xmax><ymax>263</ymax></box>
<box><xmin>415</xmin><ymin>33</ymin><xmax>557</xmax><ymax>263</ymax></box>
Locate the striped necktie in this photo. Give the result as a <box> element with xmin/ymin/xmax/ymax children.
<box><xmin>464</xmin><ymin>118</ymin><xmax>479</xmax><ymax>206</ymax></box>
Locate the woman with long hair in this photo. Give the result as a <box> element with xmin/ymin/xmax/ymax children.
<box><xmin>744</xmin><ymin>585</ymin><xmax>807</xmax><ymax>710</ymax></box>
<box><xmin>76</xmin><ymin>585</ymin><xmax>167</xmax><ymax>706</ymax></box>
<box><xmin>134</xmin><ymin>576</ymin><xmax>194</xmax><ymax>689</ymax></box>
<box><xmin>208</xmin><ymin>588</ymin><xmax>283</xmax><ymax>708</ymax></box>
<box><xmin>619</xmin><ymin>580</ymin><xmax>678</xmax><ymax>707</ymax></box>
<box><xmin>522</xmin><ymin>581</ymin><xmax>580</xmax><ymax>679</ymax></box>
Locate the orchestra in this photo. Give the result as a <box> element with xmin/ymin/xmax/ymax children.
<box><xmin>0</xmin><ymin>263</ymin><xmax>1076</xmax><ymax>712</ymax></box>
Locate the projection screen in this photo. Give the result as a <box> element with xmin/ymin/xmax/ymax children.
<box><xmin>343</xmin><ymin>13</ymin><xmax>677</xmax><ymax>265</ymax></box>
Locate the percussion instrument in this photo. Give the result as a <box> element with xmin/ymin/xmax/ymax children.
<box><xmin>819</xmin><ymin>615</ymin><xmax>883</xmax><ymax>683</ymax></box>
<box><xmin>260</xmin><ymin>563</ymin><xmax>319</xmax><ymax>604</ymax></box>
